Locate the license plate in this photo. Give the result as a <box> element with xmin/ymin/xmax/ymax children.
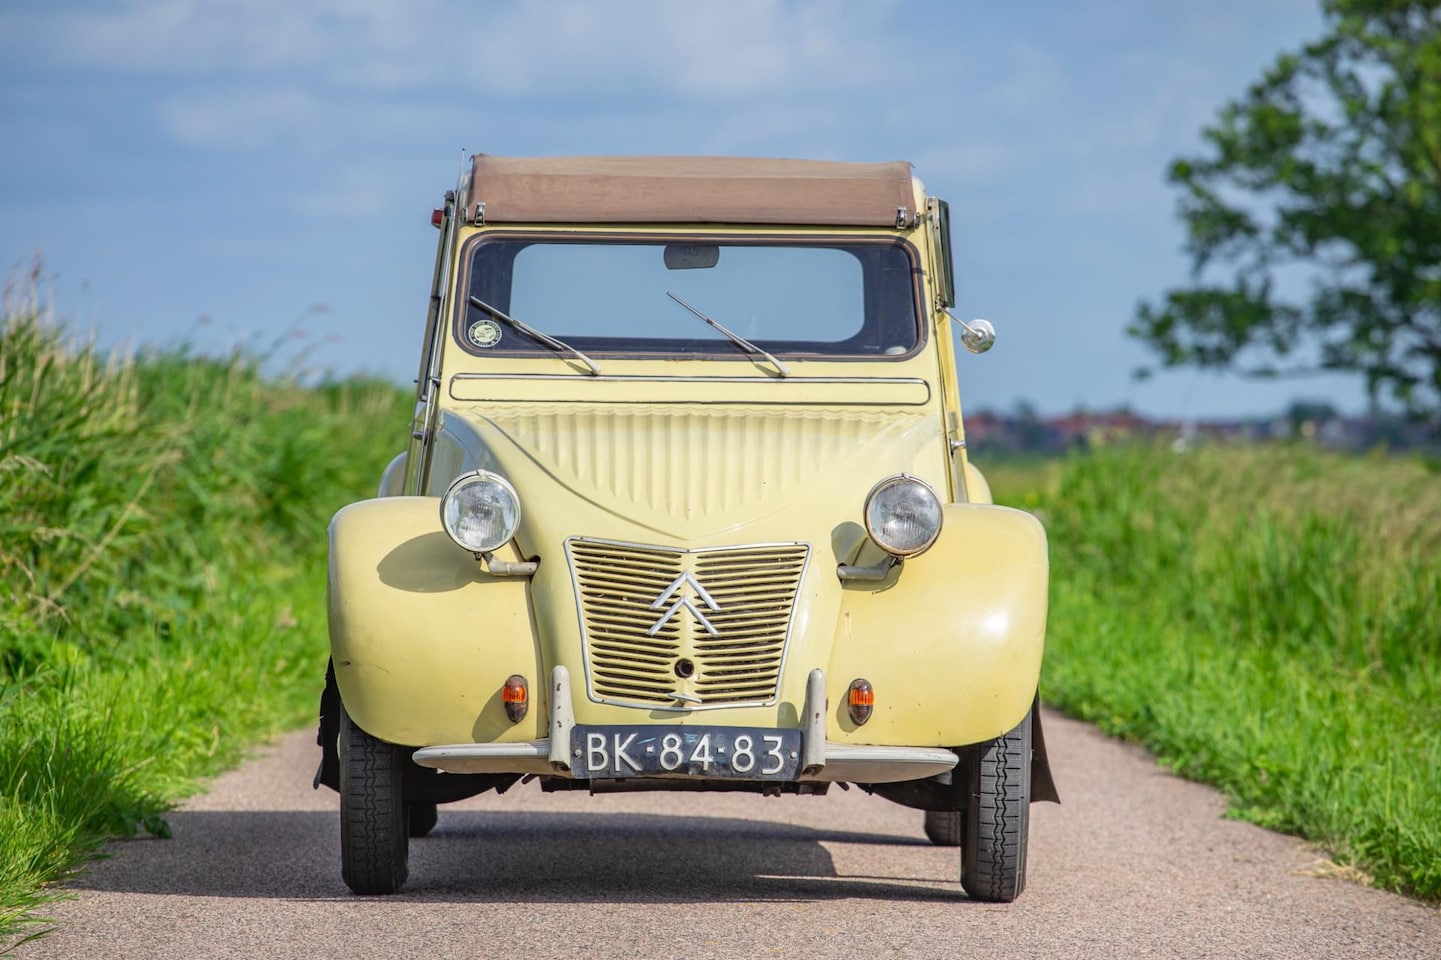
<box><xmin>570</xmin><ymin>725</ymin><xmax>803</xmax><ymax>780</ymax></box>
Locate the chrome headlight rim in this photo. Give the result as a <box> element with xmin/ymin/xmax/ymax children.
<box><xmin>863</xmin><ymin>473</ymin><xmax>943</xmax><ymax>558</ymax></box>
<box><xmin>439</xmin><ymin>469</ymin><xmax>522</xmax><ymax>554</ymax></box>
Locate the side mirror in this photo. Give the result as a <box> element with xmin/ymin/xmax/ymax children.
<box><xmin>949</xmin><ymin>314</ymin><xmax>996</xmax><ymax>354</ymax></box>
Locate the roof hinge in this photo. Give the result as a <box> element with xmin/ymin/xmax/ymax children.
<box><xmin>896</xmin><ymin>206</ymin><xmax>910</xmax><ymax>229</ymax></box>
<box><xmin>473</xmin><ymin>201</ymin><xmax>486</xmax><ymax>224</ymax></box>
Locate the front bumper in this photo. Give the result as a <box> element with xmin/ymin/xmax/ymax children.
<box><xmin>412</xmin><ymin>666</ymin><xmax>958</xmax><ymax>784</ymax></box>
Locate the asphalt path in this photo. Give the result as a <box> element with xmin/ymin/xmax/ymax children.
<box><xmin>21</xmin><ymin>709</ymin><xmax>1441</xmax><ymax>959</ymax></box>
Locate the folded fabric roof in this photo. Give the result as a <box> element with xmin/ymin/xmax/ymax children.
<box><xmin>466</xmin><ymin>154</ymin><xmax>916</xmax><ymax>226</ymax></box>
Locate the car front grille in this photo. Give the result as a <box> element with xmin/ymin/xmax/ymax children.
<box><xmin>565</xmin><ymin>538</ymin><xmax>811</xmax><ymax>708</ymax></box>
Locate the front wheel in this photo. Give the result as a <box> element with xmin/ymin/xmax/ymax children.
<box><xmin>960</xmin><ymin>708</ymin><xmax>1032</xmax><ymax>902</ymax></box>
<box><xmin>339</xmin><ymin>705</ymin><xmax>409</xmax><ymax>895</ymax></box>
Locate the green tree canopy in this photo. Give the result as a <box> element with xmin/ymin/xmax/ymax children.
<box><xmin>1133</xmin><ymin>0</ymin><xmax>1441</xmax><ymax>419</ymax></box>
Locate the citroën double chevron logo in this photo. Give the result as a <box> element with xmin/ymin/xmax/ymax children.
<box><xmin>646</xmin><ymin>571</ymin><xmax>721</xmax><ymax>636</ymax></box>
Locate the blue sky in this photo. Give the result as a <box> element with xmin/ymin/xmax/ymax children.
<box><xmin>0</xmin><ymin>0</ymin><xmax>1369</xmax><ymax>418</ymax></box>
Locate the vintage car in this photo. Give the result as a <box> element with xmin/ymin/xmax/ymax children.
<box><xmin>315</xmin><ymin>154</ymin><xmax>1056</xmax><ymax>901</ymax></box>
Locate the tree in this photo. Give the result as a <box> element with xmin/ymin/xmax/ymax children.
<box><xmin>1133</xmin><ymin>0</ymin><xmax>1441</xmax><ymax>420</ymax></box>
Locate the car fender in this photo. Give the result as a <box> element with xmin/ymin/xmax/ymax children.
<box><xmin>327</xmin><ymin>496</ymin><xmax>544</xmax><ymax>746</ymax></box>
<box><xmin>828</xmin><ymin>502</ymin><xmax>1048</xmax><ymax>748</ymax></box>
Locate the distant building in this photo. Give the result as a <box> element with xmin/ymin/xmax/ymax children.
<box><xmin>964</xmin><ymin>403</ymin><xmax>1438</xmax><ymax>456</ymax></box>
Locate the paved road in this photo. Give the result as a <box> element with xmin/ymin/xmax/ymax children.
<box><xmin>22</xmin><ymin>709</ymin><xmax>1440</xmax><ymax>959</ymax></box>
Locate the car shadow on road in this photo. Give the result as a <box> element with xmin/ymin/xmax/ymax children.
<box><xmin>72</xmin><ymin>808</ymin><xmax>963</xmax><ymax>905</ymax></box>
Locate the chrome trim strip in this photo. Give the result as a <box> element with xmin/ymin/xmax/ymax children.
<box><xmin>413</xmin><ymin>741</ymin><xmax>551</xmax><ymax>766</ymax></box>
<box><xmin>822</xmin><ymin>744</ymin><xmax>959</xmax><ymax>764</ymax></box>
<box><xmin>564</xmin><ymin>536</ymin><xmax>813</xmax><ymax>713</ymax></box>
<box><xmin>824</xmin><ymin>743</ymin><xmax>956</xmax><ymax>761</ymax></box>
<box><xmin>452</xmin><ymin>374</ymin><xmax>928</xmax><ymax>385</ymax></box>
<box><xmin>803</xmin><ymin>743</ymin><xmax>959</xmax><ymax>783</ymax></box>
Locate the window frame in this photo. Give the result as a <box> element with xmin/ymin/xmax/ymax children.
<box><xmin>448</xmin><ymin>230</ymin><xmax>928</xmax><ymax>363</ymax></box>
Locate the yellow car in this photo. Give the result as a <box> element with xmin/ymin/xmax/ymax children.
<box><xmin>314</xmin><ymin>154</ymin><xmax>1056</xmax><ymax>900</ymax></box>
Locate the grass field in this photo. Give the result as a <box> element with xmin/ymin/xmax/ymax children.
<box><xmin>988</xmin><ymin>444</ymin><xmax>1441</xmax><ymax>901</ymax></box>
<box><xmin>0</xmin><ymin>291</ymin><xmax>407</xmax><ymax>947</ymax></box>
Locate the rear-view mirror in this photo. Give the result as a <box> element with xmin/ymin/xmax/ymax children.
<box><xmin>663</xmin><ymin>244</ymin><xmax>720</xmax><ymax>270</ymax></box>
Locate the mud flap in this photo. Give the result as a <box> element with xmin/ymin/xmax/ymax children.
<box><xmin>1031</xmin><ymin>695</ymin><xmax>1060</xmax><ymax>804</ymax></box>
<box><xmin>314</xmin><ymin>659</ymin><xmax>341</xmax><ymax>792</ymax></box>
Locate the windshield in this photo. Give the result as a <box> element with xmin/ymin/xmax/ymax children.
<box><xmin>454</xmin><ymin>235</ymin><xmax>922</xmax><ymax>360</ymax></box>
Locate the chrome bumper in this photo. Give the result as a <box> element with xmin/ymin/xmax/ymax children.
<box><xmin>410</xmin><ymin>666</ymin><xmax>957</xmax><ymax>784</ymax></box>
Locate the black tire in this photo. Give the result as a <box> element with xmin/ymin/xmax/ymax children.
<box><xmin>339</xmin><ymin>705</ymin><xmax>409</xmax><ymax>894</ymax></box>
<box><xmin>924</xmin><ymin>810</ymin><xmax>963</xmax><ymax>847</ymax></box>
<box><xmin>961</xmin><ymin>708</ymin><xmax>1032</xmax><ymax>902</ymax></box>
<box><xmin>407</xmin><ymin>802</ymin><xmax>439</xmax><ymax>838</ymax></box>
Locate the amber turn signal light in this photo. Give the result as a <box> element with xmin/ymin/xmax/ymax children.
<box><xmin>847</xmin><ymin>678</ymin><xmax>874</xmax><ymax>725</ymax></box>
<box><xmin>503</xmin><ymin>675</ymin><xmax>528</xmax><ymax>723</ymax></box>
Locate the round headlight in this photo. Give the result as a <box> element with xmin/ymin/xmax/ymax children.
<box><xmin>440</xmin><ymin>471</ymin><xmax>521</xmax><ymax>554</ymax></box>
<box><xmin>864</xmin><ymin>475</ymin><xmax>943</xmax><ymax>558</ymax></box>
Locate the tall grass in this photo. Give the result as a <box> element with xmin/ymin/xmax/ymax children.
<box><xmin>994</xmin><ymin>444</ymin><xmax>1441</xmax><ymax>900</ymax></box>
<box><xmin>0</xmin><ymin>283</ymin><xmax>408</xmax><ymax>946</ymax></box>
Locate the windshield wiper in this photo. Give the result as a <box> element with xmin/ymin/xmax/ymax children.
<box><xmin>665</xmin><ymin>292</ymin><xmax>790</xmax><ymax>378</ymax></box>
<box><xmin>468</xmin><ymin>296</ymin><xmax>602</xmax><ymax>376</ymax></box>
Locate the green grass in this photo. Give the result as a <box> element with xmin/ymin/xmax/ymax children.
<box><xmin>989</xmin><ymin>444</ymin><xmax>1441</xmax><ymax>901</ymax></box>
<box><xmin>0</xmin><ymin>289</ymin><xmax>407</xmax><ymax>947</ymax></box>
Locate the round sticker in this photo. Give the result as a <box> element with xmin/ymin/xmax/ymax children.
<box><xmin>467</xmin><ymin>319</ymin><xmax>502</xmax><ymax>348</ymax></box>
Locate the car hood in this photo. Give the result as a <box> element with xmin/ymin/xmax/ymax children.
<box><xmin>437</xmin><ymin>403</ymin><xmax>945</xmax><ymax>542</ymax></box>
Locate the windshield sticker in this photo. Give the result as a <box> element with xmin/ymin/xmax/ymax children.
<box><xmin>467</xmin><ymin>319</ymin><xmax>502</xmax><ymax>348</ymax></box>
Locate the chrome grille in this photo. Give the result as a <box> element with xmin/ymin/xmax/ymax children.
<box><xmin>566</xmin><ymin>539</ymin><xmax>810</xmax><ymax>708</ymax></box>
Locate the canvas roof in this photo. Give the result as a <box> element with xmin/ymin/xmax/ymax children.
<box><xmin>465</xmin><ymin>155</ymin><xmax>916</xmax><ymax>226</ymax></box>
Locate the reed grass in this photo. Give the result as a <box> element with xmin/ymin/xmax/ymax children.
<box><xmin>0</xmin><ymin>284</ymin><xmax>407</xmax><ymax>947</ymax></box>
<box><xmin>992</xmin><ymin>443</ymin><xmax>1441</xmax><ymax>900</ymax></box>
